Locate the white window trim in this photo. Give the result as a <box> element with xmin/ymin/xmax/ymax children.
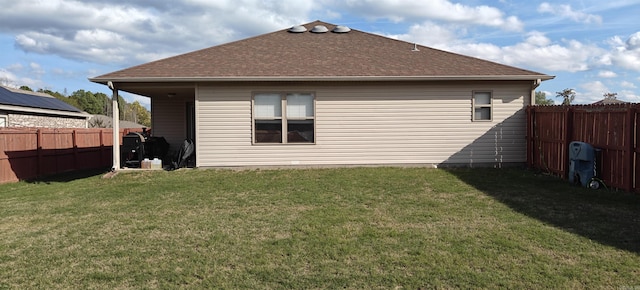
<box><xmin>252</xmin><ymin>92</ymin><xmax>316</xmax><ymax>145</ymax></box>
<box><xmin>0</xmin><ymin>114</ymin><xmax>7</xmax><ymax>127</ymax></box>
<box><xmin>472</xmin><ymin>91</ymin><xmax>493</xmax><ymax>122</ymax></box>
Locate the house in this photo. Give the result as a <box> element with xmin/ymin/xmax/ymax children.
<box><xmin>592</xmin><ymin>98</ymin><xmax>628</xmax><ymax>105</ymax></box>
<box><xmin>0</xmin><ymin>86</ymin><xmax>91</xmax><ymax>128</ymax></box>
<box><xmin>90</xmin><ymin>20</ymin><xmax>554</xmax><ymax>168</ymax></box>
<box><xmin>89</xmin><ymin>114</ymin><xmax>147</xmax><ymax>129</ymax></box>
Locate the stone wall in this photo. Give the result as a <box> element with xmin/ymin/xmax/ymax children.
<box><xmin>7</xmin><ymin>113</ymin><xmax>88</xmax><ymax>128</ymax></box>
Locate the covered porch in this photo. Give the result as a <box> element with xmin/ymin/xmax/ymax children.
<box><xmin>102</xmin><ymin>82</ymin><xmax>196</xmax><ymax>169</ymax></box>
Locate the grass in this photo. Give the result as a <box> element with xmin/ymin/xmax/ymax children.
<box><xmin>0</xmin><ymin>167</ymin><xmax>639</xmax><ymax>289</ymax></box>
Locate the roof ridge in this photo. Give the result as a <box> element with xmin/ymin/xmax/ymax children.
<box><xmin>90</xmin><ymin>19</ymin><xmax>554</xmax><ymax>84</ymax></box>
<box><xmin>330</xmin><ymin>24</ymin><xmax>548</xmax><ymax>76</ymax></box>
<box><xmin>1</xmin><ymin>85</ymin><xmax>55</xmax><ymax>99</ymax></box>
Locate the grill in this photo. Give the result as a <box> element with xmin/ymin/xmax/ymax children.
<box><xmin>121</xmin><ymin>132</ymin><xmax>146</xmax><ymax>168</ymax></box>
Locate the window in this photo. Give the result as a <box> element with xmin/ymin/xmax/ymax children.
<box><xmin>472</xmin><ymin>91</ymin><xmax>492</xmax><ymax>121</ymax></box>
<box><xmin>0</xmin><ymin>114</ymin><xmax>6</xmax><ymax>127</ymax></box>
<box><xmin>253</xmin><ymin>93</ymin><xmax>315</xmax><ymax>144</ymax></box>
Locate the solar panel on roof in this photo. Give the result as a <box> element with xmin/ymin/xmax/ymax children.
<box><xmin>0</xmin><ymin>87</ymin><xmax>83</xmax><ymax>113</ymax></box>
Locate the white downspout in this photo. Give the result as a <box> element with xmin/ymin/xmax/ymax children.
<box><xmin>531</xmin><ymin>79</ymin><xmax>541</xmax><ymax>105</ymax></box>
<box><xmin>108</xmin><ymin>81</ymin><xmax>120</xmax><ymax>171</ymax></box>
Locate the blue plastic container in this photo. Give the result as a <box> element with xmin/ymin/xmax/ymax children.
<box><xmin>568</xmin><ymin>141</ymin><xmax>596</xmax><ymax>187</ymax></box>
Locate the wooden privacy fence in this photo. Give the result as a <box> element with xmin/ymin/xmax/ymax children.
<box><xmin>0</xmin><ymin>128</ymin><xmax>135</xmax><ymax>184</ymax></box>
<box><xmin>526</xmin><ymin>104</ymin><xmax>638</xmax><ymax>192</ymax></box>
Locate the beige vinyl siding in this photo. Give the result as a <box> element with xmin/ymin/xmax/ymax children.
<box><xmin>152</xmin><ymin>94</ymin><xmax>192</xmax><ymax>150</ymax></box>
<box><xmin>195</xmin><ymin>81</ymin><xmax>531</xmax><ymax>167</ymax></box>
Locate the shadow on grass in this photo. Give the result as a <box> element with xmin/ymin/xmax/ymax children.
<box><xmin>27</xmin><ymin>168</ymin><xmax>110</xmax><ymax>184</ymax></box>
<box><xmin>446</xmin><ymin>167</ymin><xmax>640</xmax><ymax>254</ymax></box>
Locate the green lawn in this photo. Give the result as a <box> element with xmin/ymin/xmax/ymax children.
<box><xmin>0</xmin><ymin>167</ymin><xmax>638</xmax><ymax>289</ymax></box>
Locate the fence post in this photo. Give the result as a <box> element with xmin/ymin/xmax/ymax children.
<box><xmin>625</xmin><ymin>107</ymin><xmax>635</xmax><ymax>192</ymax></box>
<box><xmin>73</xmin><ymin>129</ymin><xmax>79</xmax><ymax>171</ymax></box>
<box><xmin>36</xmin><ymin>129</ymin><xmax>42</xmax><ymax>177</ymax></box>
<box><xmin>99</xmin><ymin>129</ymin><xmax>104</xmax><ymax>167</ymax></box>
<box><xmin>562</xmin><ymin>107</ymin><xmax>573</xmax><ymax>178</ymax></box>
<box><xmin>526</xmin><ymin>106</ymin><xmax>532</xmax><ymax>168</ymax></box>
<box><xmin>635</xmin><ymin>106</ymin><xmax>639</xmax><ymax>193</ymax></box>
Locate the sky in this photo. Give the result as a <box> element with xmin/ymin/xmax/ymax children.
<box><xmin>0</xmin><ymin>0</ymin><xmax>639</xmax><ymax>108</ymax></box>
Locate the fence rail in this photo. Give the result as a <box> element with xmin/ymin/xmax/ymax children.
<box><xmin>527</xmin><ymin>104</ymin><xmax>638</xmax><ymax>193</ymax></box>
<box><xmin>1</xmin><ymin>128</ymin><xmax>134</xmax><ymax>184</ymax></box>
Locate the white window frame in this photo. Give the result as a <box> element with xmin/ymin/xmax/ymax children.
<box><xmin>0</xmin><ymin>114</ymin><xmax>7</xmax><ymax>127</ymax></box>
<box><xmin>472</xmin><ymin>91</ymin><xmax>493</xmax><ymax>122</ymax></box>
<box><xmin>252</xmin><ymin>92</ymin><xmax>316</xmax><ymax>144</ymax></box>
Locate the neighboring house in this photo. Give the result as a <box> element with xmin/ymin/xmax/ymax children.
<box><xmin>89</xmin><ymin>114</ymin><xmax>147</xmax><ymax>129</ymax></box>
<box><xmin>90</xmin><ymin>20</ymin><xmax>554</xmax><ymax>168</ymax></box>
<box><xmin>0</xmin><ymin>86</ymin><xmax>90</xmax><ymax>128</ymax></box>
<box><xmin>592</xmin><ymin>98</ymin><xmax>628</xmax><ymax>105</ymax></box>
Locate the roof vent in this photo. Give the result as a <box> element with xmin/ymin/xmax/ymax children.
<box><xmin>310</xmin><ymin>25</ymin><xmax>329</xmax><ymax>33</ymax></box>
<box><xmin>288</xmin><ymin>25</ymin><xmax>307</xmax><ymax>33</ymax></box>
<box><xmin>332</xmin><ymin>25</ymin><xmax>351</xmax><ymax>33</ymax></box>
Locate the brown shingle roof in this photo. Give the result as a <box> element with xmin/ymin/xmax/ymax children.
<box><xmin>91</xmin><ymin>20</ymin><xmax>552</xmax><ymax>82</ymax></box>
<box><xmin>592</xmin><ymin>98</ymin><xmax>628</xmax><ymax>105</ymax></box>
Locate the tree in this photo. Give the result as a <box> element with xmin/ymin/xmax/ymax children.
<box><xmin>535</xmin><ymin>91</ymin><xmax>554</xmax><ymax>105</ymax></box>
<box><xmin>603</xmin><ymin>92</ymin><xmax>618</xmax><ymax>100</ymax></box>
<box><xmin>94</xmin><ymin>92</ymin><xmax>110</xmax><ymax>115</ymax></box>
<box><xmin>22</xmin><ymin>86</ymin><xmax>151</xmax><ymax>125</ymax></box>
<box><xmin>37</xmin><ymin>88</ymin><xmax>81</xmax><ymax>108</ymax></box>
<box><xmin>70</xmin><ymin>90</ymin><xmax>102</xmax><ymax>114</ymax></box>
<box><xmin>117</xmin><ymin>95</ymin><xmax>127</xmax><ymax>120</ymax></box>
<box><xmin>129</xmin><ymin>101</ymin><xmax>151</xmax><ymax>127</ymax></box>
<box><xmin>555</xmin><ymin>88</ymin><xmax>576</xmax><ymax>105</ymax></box>
<box><xmin>19</xmin><ymin>86</ymin><xmax>33</xmax><ymax>91</ymax></box>
<box><xmin>88</xmin><ymin>117</ymin><xmax>109</xmax><ymax>128</ymax></box>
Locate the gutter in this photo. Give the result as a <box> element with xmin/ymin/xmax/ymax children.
<box><xmin>90</xmin><ymin>74</ymin><xmax>556</xmax><ymax>84</ymax></box>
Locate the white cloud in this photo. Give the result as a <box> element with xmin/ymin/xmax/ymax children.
<box><xmin>0</xmin><ymin>0</ymin><xmax>521</xmax><ymax>67</ymax></box>
<box><xmin>390</xmin><ymin>19</ymin><xmax>606</xmax><ymax>73</ymax></box>
<box><xmin>28</xmin><ymin>62</ymin><xmax>46</xmax><ymax>78</ymax></box>
<box><xmin>598</xmin><ymin>70</ymin><xmax>617</xmax><ymax>78</ymax></box>
<box><xmin>581</xmin><ymin>80</ymin><xmax>608</xmax><ymax>92</ymax></box>
<box><xmin>342</xmin><ymin>0</ymin><xmax>523</xmax><ymax>31</ymax></box>
<box><xmin>579</xmin><ymin>81</ymin><xmax>609</xmax><ymax>103</ymax></box>
<box><xmin>620</xmin><ymin>81</ymin><xmax>637</xmax><ymax>89</ymax></box>
<box><xmin>626</xmin><ymin>31</ymin><xmax>640</xmax><ymax>49</ymax></box>
<box><xmin>602</xmin><ymin>32</ymin><xmax>640</xmax><ymax>71</ymax></box>
<box><xmin>0</xmin><ymin>66</ymin><xmax>46</xmax><ymax>89</ymax></box>
<box><xmin>386</xmin><ymin>21</ymin><xmax>461</xmax><ymax>48</ymax></box>
<box><xmin>402</xmin><ymin>30</ymin><xmax>604</xmax><ymax>73</ymax></box>
<box><xmin>538</xmin><ymin>2</ymin><xmax>602</xmax><ymax>24</ymax></box>
<box><xmin>0</xmin><ymin>63</ymin><xmax>48</xmax><ymax>88</ymax></box>
<box><xmin>0</xmin><ymin>69</ymin><xmax>17</xmax><ymax>86</ymax></box>
<box><xmin>6</xmin><ymin>63</ymin><xmax>24</xmax><ymax>72</ymax></box>
<box><xmin>0</xmin><ymin>0</ymin><xmax>316</xmax><ymax>65</ymax></box>
<box><xmin>15</xmin><ymin>31</ymin><xmax>136</xmax><ymax>64</ymax></box>
<box><xmin>619</xmin><ymin>90</ymin><xmax>640</xmax><ymax>103</ymax></box>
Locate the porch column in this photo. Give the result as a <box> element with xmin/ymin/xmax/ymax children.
<box><xmin>108</xmin><ymin>81</ymin><xmax>120</xmax><ymax>171</ymax></box>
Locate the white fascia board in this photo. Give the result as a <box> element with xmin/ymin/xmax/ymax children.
<box><xmin>90</xmin><ymin>74</ymin><xmax>555</xmax><ymax>84</ymax></box>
